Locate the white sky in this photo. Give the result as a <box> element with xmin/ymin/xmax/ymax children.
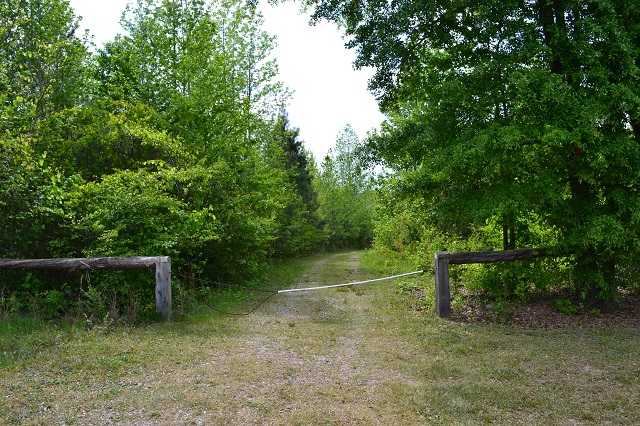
<box><xmin>68</xmin><ymin>0</ymin><xmax>385</xmax><ymax>161</ymax></box>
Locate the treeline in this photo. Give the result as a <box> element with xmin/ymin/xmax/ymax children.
<box><xmin>0</xmin><ymin>0</ymin><xmax>375</xmax><ymax>320</ymax></box>
<box><xmin>312</xmin><ymin>0</ymin><xmax>640</xmax><ymax>307</ymax></box>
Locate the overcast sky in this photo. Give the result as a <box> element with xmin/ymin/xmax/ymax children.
<box><xmin>67</xmin><ymin>0</ymin><xmax>385</xmax><ymax>161</ymax></box>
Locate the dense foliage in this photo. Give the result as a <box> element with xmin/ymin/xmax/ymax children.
<box><xmin>310</xmin><ymin>0</ymin><xmax>640</xmax><ymax>303</ymax></box>
<box><xmin>316</xmin><ymin>125</ymin><xmax>375</xmax><ymax>249</ymax></box>
<box><xmin>1</xmin><ymin>0</ymin><xmax>375</xmax><ymax>321</ymax></box>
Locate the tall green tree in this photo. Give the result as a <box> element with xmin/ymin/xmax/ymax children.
<box><xmin>1</xmin><ymin>0</ymin><xmax>91</xmax><ymax>259</ymax></box>
<box><xmin>277</xmin><ymin>110</ymin><xmax>318</xmax><ymax>212</ymax></box>
<box><xmin>93</xmin><ymin>0</ymin><xmax>294</xmax><ymax>280</ymax></box>
<box><xmin>316</xmin><ymin>125</ymin><xmax>375</xmax><ymax>249</ymax></box>
<box><xmin>98</xmin><ymin>0</ymin><xmax>285</xmax><ymax>160</ymax></box>
<box><xmin>269</xmin><ymin>110</ymin><xmax>320</xmax><ymax>256</ymax></box>
<box><xmin>0</xmin><ymin>0</ymin><xmax>328</xmax><ymax>320</ymax></box>
<box><xmin>1</xmin><ymin>0</ymin><xmax>89</xmax><ymax>134</ymax></box>
<box><xmin>310</xmin><ymin>0</ymin><xmax>640</xmax><ymax>300</ymax></box>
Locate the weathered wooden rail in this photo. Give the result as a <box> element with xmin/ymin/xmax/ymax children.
<box><xmin>0</xmin><ymin>256</ymin><xmax>172</xmax><ymax>320</ymax></box>
<box><xmin>434</xmin><ymin>249</ymin><xmax>545</xmax><ymax>318</ymax></box>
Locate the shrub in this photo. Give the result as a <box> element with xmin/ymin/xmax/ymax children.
<box><xmin>40</xmin><ymin>290</ymin><xmax>69</xmax><ymax>320</ymax></box>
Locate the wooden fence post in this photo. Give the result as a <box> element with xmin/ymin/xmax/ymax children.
<box><xmin>434</xmin><ymin>252</ymin><xmax>451</xmax><ymax>318</ymax></box>
<box><xmin>0</xmin><ymin>256</ymin><xmax>172</xmax><ymax>321</ymax></box>
<box><xmin>432</xmin><ymin>248</ymin><xmax>546</xmax><ymax>318</ymax></box>
<box><xmin>155</xmin><ymin>257</ymin><xmax>171</xmax><ymax>321</ymax></box>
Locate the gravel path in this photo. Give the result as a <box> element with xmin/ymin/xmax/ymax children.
<box><xmin>159</xmin><ymin>250</ymin><xmax>428</xmax><ymax>425</ymax></box>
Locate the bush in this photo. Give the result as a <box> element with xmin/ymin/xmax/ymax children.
<box><xmin>551</xmin><ymin>298</ymin><xmax>579</xmax><ymax>315</ymax></box>
<box><xmin>40</xmin><ymin>290</ymin><xmax>69</xmax><ymax>320</ymax></box>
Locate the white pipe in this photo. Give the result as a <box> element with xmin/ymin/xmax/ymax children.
<box><xmin>278</xmin><ymin>270</ymin><xmax>425</xmax><ymax>294</ymax></box>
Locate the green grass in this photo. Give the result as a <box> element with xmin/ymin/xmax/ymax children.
<box><xmin>0</xmin><ymin>316</ymin><xmax>81</xmax><ymax>369</ymax></box>
<box><xmin>1</xmin><ymin>250</ymin><xmax>639</xmax><ymax>425</ymax></box>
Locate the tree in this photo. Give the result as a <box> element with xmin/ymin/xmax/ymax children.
<box><xmin>1</xmin><ymin>0</ymin><xmax>89</xmax><ymax>134</ymax></box>
<box><xmin>0</xmin><ymin>0</ymin><xmax>330</xmax><ymax>320</ymax></box>
<box><xmin>316</xmin><ymin>125</ymin><xmax>375</xmax><ymax>249</ymax></box>
<box><xmin>276</xmin><ymin>110</ymin><xmax>318</xmax><ymax>212</ymax></box>
<box><xmin>269</xmin><ymin>110</ymin><xmax>321</xmax><ymax>256</ymax></box>
<box><xmin>92</xmin><ymin>0</ymin><xmax>296</xmax><ymax>280</ymax></box>
<box><xmin>310</xmin><ymin>0</ymin><xmax>640</xmax><ymax>301</ymax></box>
<box><xmin>98</xmin><ymin>0</ymin><xmax>286</xmax><ymax>161</ymax></box>
<box><xmin>1</xmin><ymin>0</ymin><xmax>91</xmax><ymax>259</ymax></box>
<box><xmin>2</xmin><ymin>0</ymin><xmax>292</xmax><ymax>274</ymax></box>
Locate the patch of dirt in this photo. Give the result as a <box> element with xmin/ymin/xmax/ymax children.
<box><xmin>402</xmin><ymin>286</ymin><xmax>640</xmax><ymax>328</ymax></box>
<box><xmin>451</xmin><ymin>296</ymin><xmax>640</xmax><ymax>329</ymax></box>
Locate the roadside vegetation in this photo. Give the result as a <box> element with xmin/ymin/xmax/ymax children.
<box><xmin>3</xmin><ymin>0</ymin><xmax>640</xmax><ymax>324</ymax></box>
<box><xmin>1</xmin><ymin>0</ymin><xmax>376</xmax><ymax>323</ymax></box>
<box><xmin>312</xmin><ymin>0</ymin><xmax>640</xmax><ymax>308</ymax></box>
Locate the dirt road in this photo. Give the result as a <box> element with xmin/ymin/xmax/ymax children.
<box><xmin>206</xmin><ymin>251</ymin><xmax>429</xmax><ymax>425</ymax></box>
<box><xmin>2</xmin><ymin>251</ymin><xmax>431</xmax><ymax>425</ymax></box>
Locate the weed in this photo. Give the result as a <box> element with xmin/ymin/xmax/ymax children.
<box><xmin>41</xmin><ymin>290</ymin><xmax>69</xmax><ymax>319</ymax></box>
<box><xmin>396</xmin><ymin>280</ymin><xmax>423</xmax><ymax>294</ymax></box>
<box><xmin>551</xmin><ymin>298</ymin><xmax>579</xmax><ymax>315</ymax></box>
<box><xmin>81</xmin><ymin>285</ymin><xmax>107</xmax><ymax>320</ymax></box>
<box><xmin>1</xmin><ymin>287</ymin><xmax>24</xmax><ymax>317</ymax></box>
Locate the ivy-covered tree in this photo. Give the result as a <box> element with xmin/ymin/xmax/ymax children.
<box><xmin>310</xmin><ymin>0</ymin><xmax>640</xmax><ymax>301</ymax></box>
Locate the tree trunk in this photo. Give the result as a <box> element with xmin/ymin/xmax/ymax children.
<box><xmin>631</xmin><ymin>115</ymin><xmax>640</xmax><ymax>141</ymax></box>
<box><xmin>502</xmin><ymin>215</ymin><xmax>516</xmax><ymax>251</ymax></box>
<box><xmin>569</xmin><ymin>174</ymin><xmax>602</xmax><ymax>301</ymax></box>
<box><xmin>538</xmin><ymin>0</ymin><xmax>564</xmax><ymax>75</ymax></box>
<box><xmin>503</xmin><ymin>222</ymin><xmax>509</xmax><ymax>251</ymax></box>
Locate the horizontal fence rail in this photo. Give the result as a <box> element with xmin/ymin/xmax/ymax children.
<box><xmin>434</xmin><ymin>249</ymin><xmax>545</xmax><ymax>318</ymax></box>
<box><xmin>0</xmin><ymin>256</ymin><xmax>171</xmax><ymax>320</ymax></box>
